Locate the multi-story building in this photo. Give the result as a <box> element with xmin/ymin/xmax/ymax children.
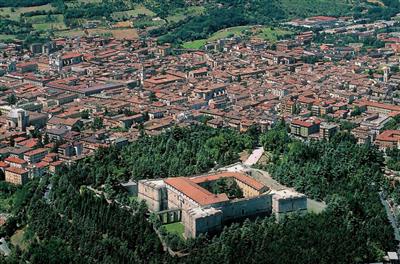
<box><xmin>319</xmin><ymin>122</ymin><xmax>339</xmax><ymax>141</ymax></box>
<box><xmin>375</xmin><ymin>130</ymin><xmax>400</xmax><ymax>151</ymax></box>
<box><xmin>290</xmin><ymin>118</ymin><xmax>320</xmax><ymax>138</ymax></box>
<box><xmin>5</xmin><ymin>167</ymin><xmax>29</xmax><ymax>185</ymax></box>
<box><xmin>139</xmin><ymin>172</ymin><xmax>272</xmax><ymax>238</ymax></box>
<box><xmin>24</xmin><ymin>148</ymin><xmax>49</xmax><ymax>164</ymax></box>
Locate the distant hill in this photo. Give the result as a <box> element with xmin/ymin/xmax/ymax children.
<box><xmin>0</xmin><ymin>0</ymin><xmax>398</xmax><ymax>45</ymax></box>
<box><xmin>154</xmin><ymin>0</ymin><xmax>400</xmax><ymax>44</ymax></box>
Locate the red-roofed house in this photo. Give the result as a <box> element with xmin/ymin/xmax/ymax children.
<box><xmin>5</xmin><ymin>156</ymin><xmax>27</xmax><ymax>168</ymax></box>
<box><xmin>290</xmin><ymin>118</ymin><xmax>320</xmax><ymax>138</ymax></box>
<box><xmin>5</xmin><ymin>167</ymin><xmax>29</xmax><ymax>185</ymax></box>
<box><xmin>375</xmin><ymin>130</ymin><xmax>400</xmax><ymax>151</ymax></box>
<box><xmin>24</xmin><ymin>148</ymin><xmax>49</xmax><ymax>164</ymax></box>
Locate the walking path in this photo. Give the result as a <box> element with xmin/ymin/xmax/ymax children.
<box><xmin>243</xmin><ymin>147</ymin><xmax>264</xmax><ymax>166</ymax></box>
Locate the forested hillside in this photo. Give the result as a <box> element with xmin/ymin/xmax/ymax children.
<box><xmin>0</xmin><ymin>125</ymin><xmax>397</xmax><ymax>264</ymax></box>
<box><xmin>0</xmin><ymin>0</ymin><xmax>399</xmax><ymax>44</ymax></box>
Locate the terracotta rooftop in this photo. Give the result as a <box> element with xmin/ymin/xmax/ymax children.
<box><xmin>376</xmin><ymin>130</ymin><xmax>400</xmax><ymax>142</ymax></box>
<box><xmin>5</xmin><ymin>166</ymin><xmax>28</xmax><ymax>174</ymax></box>
<box><xmin>164</xmin><ymin>172</ymin><xmax>267</xmax><ymax>206</ymax></box>
<box><xmin>191</xmin><ymin>172</ymin><xmax>266</xmax><ymax>192</ymax></box>
<box><xmin>164</xmin><ymin>177</ymin><xmax>229</xmax><ymax>206</ymax></box>
<box><xmin>5</xmin><ymin>156</ymin><xmax>27</xmax><ymax>165</ymax></box>
<box><xmin>24</xmin><ymin>148</ymin><xmax>48</xmax><ymax>157</ymax></box>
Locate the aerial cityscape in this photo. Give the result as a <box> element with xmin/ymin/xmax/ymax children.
<box><xmin>1</xmin><ymin>0</ymin><xmax>400</xmax><ymax>263</ymax></box>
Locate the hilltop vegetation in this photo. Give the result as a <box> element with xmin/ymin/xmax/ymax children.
<box><xmin>154</xmin><ymin>0</ymin><xmax>400</xmax><ymax>44</ymax></box>
<box><xmin>0</xmin><ymin>0</ymin><xmax>399</xmax><ymax>45</ymax></box>
<box><xmin>0</xmin><ymin>125</ymin><xmax>397</xmax><ymax>263</ymax></box>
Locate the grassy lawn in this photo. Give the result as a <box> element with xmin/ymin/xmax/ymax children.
<box><xmin>0</xmin><ymin>34</ymin><xmax>16</xmax><ymax>41</ymax></box>
<box><xmin>66</xmin><ymin>0</ymin><xmax>101</xmax><ymax>7</ymax></box>
<box><xmin>112</xmin><ymin>5</ymin><xmax>156</xmax><ymax>20</ymax></box>
<box><xmin>209</xmin><ymin>26</ymin><xmax>251</xmax><ymax>41</ymax></box>
<box><xmin>24</xmin><ymin>14</ymin><xmax>67</xmax><ymax>31</ymax></box>
<box><xmin>133</xmin><ymin>18</ymin><xmax>165</xmax><ymax>29</ymax></box>
<box><xmin>165</xmin><ymin>6</ymin><xmax>205</xmax><ymax>23</ymax></box>
<box><xmin>182</xmin><ymin>25</ymin><xmax>292</xmax><ymax>49</ymax></box>
<box><xmin>182</xmin><ymin>39</ymin><xmax>207</xmax><ymax>49</ymax></box>
<box><xmin>0</xmin><ymin>4</ymin><xmax>54</xmax><ymax>21</ymax></box>
<box><xmin>307</xmin><ymin>199</ymin><xmax>327</xmax><ymax>214</ymax></box>
<box><xmin>256</xmin><ymin>27</ymin><xmax>292</xmax><ymax>42</ymax></box>
<box><xmin>25</xmin><ymin>14</ymin><xmax>64</xmax><ymax>24</ymax></box>
<box><xmin>163</xmin><ymin>222</ymin><xmax>184</xmax><ymax>239</ymax></box>
<box><xmin>11</xmin><ymin>228</ymin><xmax>28</xmax><ymax>251</ymax></box>
<box><xmin>33</xmin><ymin>22</ymin><xmax>67</xmax><ymax>31</ymax></box>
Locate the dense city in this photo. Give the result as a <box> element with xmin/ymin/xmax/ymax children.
<box><xmin>1</xmin><ymin>0</ymin><xmax>400</xmax><ymax>263</ymax></box>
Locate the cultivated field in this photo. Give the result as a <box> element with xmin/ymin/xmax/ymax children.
<box><xmin>0</xmin><ymin>4</ymin><xmax>54</xmax><ymax>21</ymax></box>
<box><xmin>55</xmin><ymin>28</ymin><xmax>139</xmax><ymax>40</ymax></box>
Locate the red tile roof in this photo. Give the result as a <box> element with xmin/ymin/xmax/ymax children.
<box><xmin>18</xmin><ymin>138</ymin><xmax>39</xmax><ymax>148</ymax></box>
<box><xmin>191</xmin><ymin>172</ymin><xmax>266</xmax><ymax>192</ymax></box>
<box><xmin>5</xmin><ymin>156</ymin><xmax>27</xmax><ymax>165</ymax></box>
<box><xmin>164</xmin><ymin>172</ymin><xmax>267</xmax><ymax>206</ymax></box>
<box><xmin>376</xmin><ymin>130</ymin><xmax>400</xmax><ymax>142</ymax></box>
<box><xmin>5</xmin><ymin>166</ymin><xmax>28</xmax><ymax>174</ymax></box>
<box><xmin>24</xmin><ymin>148</ymin><xmax>48</xmax><ymax>157</ymax></box>
<box><xmin>164</xmin><ymin>177</ymin><xmax>229</xmax><ymax>206</ymax></box>
<box><xmin>291</xmin><ymin>118</ymin><xmax>320</xmax><ymax>128</ymax></box>
<box><xmin>0</xmin><ymin>161</ymin><xmax>9</xmax><ymax>168</ymax></box>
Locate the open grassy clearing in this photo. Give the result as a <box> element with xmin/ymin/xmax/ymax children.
<box><xmin>0</xmin><ymin>4</ymin><xmax>54</xmax><ymax>21</ymax></box>
<box><xmin>165</xmin><ymin>6</ymin><xmax>205</xmax><ymax>23</ymax></box>
<box><xmin>11</xmin><ymin>228</ymin><xmax>28</xmax><ymax>251</ymax></box>
<box><xmin>55</xmin><ymin>28</ymin><xmax>138</xmax><ymax>40</ymax></box>
<box><xmin>112</xmin><ymin>5</ymin><xmax>156</xmax><ymax>20</ymax></box>
<box><xmin>0</xmin><ymin>34</ymin><xmax>16</xmax><ymax>41</ymax></box>
<box><xmin>163</xmin><ymin>222</ymin><xmax>185</xmax><ymax>239</ymax></box>
<box><xmin>25</xmin><ymin>14</ymin><xmax>63</xmax><ymax>24</ymax></box>
<box><xmin>307</xmin><ymin>199</ymin><xmax>327</xmax><ymax>214</ymax></box>
<box><xmin>66</xmin><ymin>0</ymin><xmax>102</xmax><ymax>7</ymax></box>
<box><xmin>133</xmin><ymin>18</ymin><xmax>165</xmax><ymax>29</ymax></box>
<box><xmin>24</xmin><ymin>14</ymin><xmax>67</xmax><ymax>31</ymax></box>
<box><xmin>33</xmin><ymin>22</ymin><xmax>67</xmax><ymax>31</ymax></box>
<box><xmin>183</xmin><ymin>25</ymin><xmax>292</xmax><ymax>49</ymax></box>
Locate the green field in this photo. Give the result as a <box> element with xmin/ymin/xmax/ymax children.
<box><xmin>55</xmin><ymin>27</ymin><xmax>138</xmax><ymax>40</ymax></box>
<box><xmin>307</xmin><ymin>199</ymin><xmax>327</xmax><ymax>214</ymax></box>
<box><xmin>182</xmin><ymin>39</ymin><xmax>208</xmax><ymax>49</ymax></box>
<box><xmin>11</xmin><ymin>228</ymin><xmax>28</xmax><ymax>251</ymax></box>
<box><xmin>183</xmin><ymin>25</ymin><xmax>292</xmax><ymax>49</ymax></box>
<box><xmin>112</xmin><ymin>5</ymin><xmax>156</xmax><ymax>20</ymax></box>
<box><xmin>25</xmin><ymin>14</ymin><xmax>67</xmax><ymax>31</ymax></box>
<box><xmin>25</xmin><ymin>14</ymin><xmax>63</xmax><ymax>24</ymax></box>
<box><xmin>33</xmin><ymin>22</ymin><xmax>67</xmax><ymax>31</ymax></box>
<box><xmin>165</xmin><ymin>6</ymin><xmax>205</xmax><ymax>23</ymax></box>
<box><xmin>66</xmin><ymin>0</ymin><xmax>102</xmax><ymax>7</ymax></box>
<box><xmin>0</xmin><ymin>4</ymin><xmax>54</xmax><ymax>21</ymax></box>
<box><xmin>163</xmin><ymin>222</ymin><xmax>184</xmax><ymax>239</ymax></box>
<box><xmin>0</xmin><ymin>34</ymin><xmax>16</xmax><ymax>41</ymax></box>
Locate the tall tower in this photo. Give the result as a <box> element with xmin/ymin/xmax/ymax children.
<box><xmin>383</xmin><ymin>66</ymin><xmax>390</xmax><ymax>83</ymax></box>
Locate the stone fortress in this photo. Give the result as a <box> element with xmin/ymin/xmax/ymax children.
<box><xmin>138</xmin><ymin>169</ymin><xmax>307</xmax><ymax>238</ymax></box>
